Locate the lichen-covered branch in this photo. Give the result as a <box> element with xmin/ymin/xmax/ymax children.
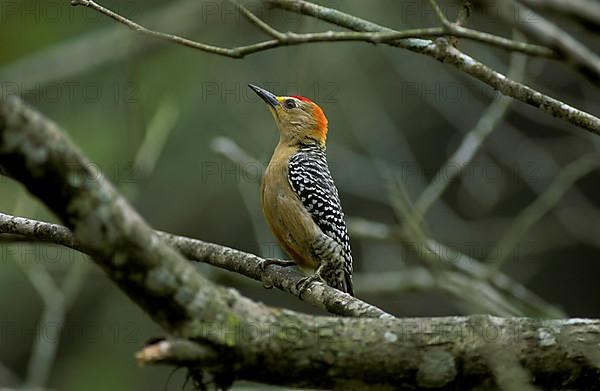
<box><xmin>139</xmin><ymin>316</ymin><xmax>600</xmax><ymax>390</ymax></box>
<box><xmin>0</xmin><ymin>212</ymin><xmax>391</xmax><ymax>319</ymax></box>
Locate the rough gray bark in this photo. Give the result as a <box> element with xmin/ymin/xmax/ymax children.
<box><xmin>2</xmin><ymin>95</ymin><xmax>600</xmax><ymax>389</ymax></box>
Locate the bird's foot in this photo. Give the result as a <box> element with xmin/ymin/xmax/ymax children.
<box><xmin>259</xmin><ymin>258</ymin><xmax>297</xmax><ymax>289</ymax></box>
<box><xmin>296</xmin><ymin>273</ymin><xmax>325</xmax><ymax>299</ymax></box>
<box><xmin>259</xmin><ymin>258</ymin><xmax>297</xmax><ymax>271</ymax></box>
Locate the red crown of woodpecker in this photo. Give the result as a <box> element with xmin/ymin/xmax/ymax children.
<box><xmin>292</xmin><ymin>95</ymin><xmax>328</xmax><ymax>142</ymax></box>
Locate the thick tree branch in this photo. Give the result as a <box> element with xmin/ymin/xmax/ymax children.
<box><xmin>142</xmin><ymin>316</ymin><xmax>600</xmax><ymax>390</ymax></box>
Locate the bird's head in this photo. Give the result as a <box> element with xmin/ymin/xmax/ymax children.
<box><xmin>249</xmin><ymin>84</ymin><xmax>328</xmax><ymax>147</ymax></box>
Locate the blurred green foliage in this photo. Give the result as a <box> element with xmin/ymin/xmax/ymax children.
<box><xmin>1</xmin><ymin>0</ymin><xmax>600</xmax><ymax>389</ymax></box>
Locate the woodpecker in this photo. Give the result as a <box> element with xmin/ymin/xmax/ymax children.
<box><xmin>248</xmin><ymin>84</ymin><xmax>354</xmax><ymax>296</ymax></box>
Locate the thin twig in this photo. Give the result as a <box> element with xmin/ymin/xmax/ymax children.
<box><xmin>428</xmin><ymin>0</ymin><xmax>450</xmax><ymax>24</ymax></box>
<box><xmin>24</xmin><ymin>261</ymin><xmax>88</xmax><ymax>388</ymax></box>
<box><xmin>69</xmin><ymin>0</ymin><xmax>279</xmax><ymax>58</ymax></box>
<box><xmin>231</xmin><ymin>0</ymin><xmax>284</xmax><ymax>40</ymax></box>
<box><xmin>133</xmin><ymin>98</ymin><xmax>179</xmax><ymax>177</ymax></box>
<box><xmin>70</xmin><ymin>0</ymin><xmax>554</xmax><ymax>58</ymax></box>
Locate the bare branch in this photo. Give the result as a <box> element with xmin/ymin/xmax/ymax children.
<box><xmin>267</xmin><ymin>0</ymin><xmax>600</xmax><ymax>134</ymax></box>
<box><xmin>69</xmin><ymin>0</ymin><xmax>280</xmax><ymax>58</ymax></box>
<box><xmin>66</xmin><ymin>0</ymin><xmax>600</xmax><ymax>134</ymax></box>
<box><xmin>139</xmin><ymin>315</ymin><xmax>600</xmax><ymax>390</ymax></box>
<box><xmin>69</xmin><ymin>0</ymin><xmax>554</xmax><ymax>58</ymax></box>
<box><xmin>475</xmin><ymin>0</ymin><xmax>600</xmax><ymax>83</ymax></box>
<box><xmin>135</xmin><ymin>338</ymin><xmax>219</xmax><ymax>367</ymax></box>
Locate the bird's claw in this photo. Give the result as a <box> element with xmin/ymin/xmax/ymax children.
<box><xmin>296</xmin><ymin>274</ymin><xmax>325</xmax><ymax>299</ymax></box>
<box><xmin>259</xmin><ymin>258</ymin><xmax>296</xmax><ymax>289</ymax></box>
<box><xmin>259</xmin><ymin>258</ymin><xmax>296</xmax><ymax>272</ymax></box>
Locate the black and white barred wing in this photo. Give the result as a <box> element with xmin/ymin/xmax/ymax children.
<box><xmin>287</xmin><ymin>147</ymin><xmax>353</xmax><ymax>290</ymax></box>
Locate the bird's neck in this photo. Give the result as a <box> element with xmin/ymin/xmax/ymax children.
<box><xmin>280</xmin><ymin>134</ymin><xmax>325</xmax><ymax>151</ymax></box>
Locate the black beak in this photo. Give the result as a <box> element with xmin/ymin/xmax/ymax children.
<box><xmin>248</xmin><ymin>84</ymin><xmax>280</xmax><ymax>108</ymax></box>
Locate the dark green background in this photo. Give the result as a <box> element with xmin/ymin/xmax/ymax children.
<box><xmin>1</xmin><ymin>0</ymin><xmax>599</xmax><ymax>389</ymax></box>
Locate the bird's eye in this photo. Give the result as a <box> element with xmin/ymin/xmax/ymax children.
<box><xmin>284</xmin><ymin>99</ymin><xmax>297</xmax><ymax>109</ymax></box>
